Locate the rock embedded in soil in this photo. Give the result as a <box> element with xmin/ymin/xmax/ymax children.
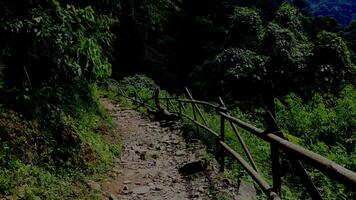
<box><xmin>175</xmin><ymin>150</ymin><xmax>185</xmax><ymax>156</ymax></box>
<box><xmin>85</xmin><ymin>179</ymin><xmax>101</xmax><ymax>191</ymax></box>
<box><xmin>132</xmin><ymin>186</ymin><xmax>150</xmax><ymax>195</ymax></box>
<box><xmin>237</xmin><ymin>180</ymin><xmax>256</xmax><ymax>200</ymax></box>
<box><xmin>178</xmin><ymin>160</ymin><xmax>207</xmax><ymax>175</ymax></box>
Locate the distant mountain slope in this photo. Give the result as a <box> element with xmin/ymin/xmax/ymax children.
<box><xmin>307</xmin><ymin>0</ymin><xmax>356</xmax><ymax>26</ymax></box>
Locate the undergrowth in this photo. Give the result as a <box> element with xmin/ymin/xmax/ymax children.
<box><xmin>0</xmin><ymin>84</ymin><xmax>122</xmax><ymax>199</ymax></box>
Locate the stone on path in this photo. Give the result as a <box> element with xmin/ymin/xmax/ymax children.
<box><xmin>178</xmin><ymin>160</ymin><xmax>207</xmax><ymax>175</ymax></box>
<box><xmin>132</xmin><ymin>186</ymin><xmax>150</xmax><ymax>195</ymax></box>
<box><xmin>237</xmin><ymin>180</ymin><xmax>257</xmax><ymax>200</ymax></box>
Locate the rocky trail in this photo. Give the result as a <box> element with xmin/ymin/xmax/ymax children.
<box><xmin>99</xmin><ymin>99</ymin><xmax>256</xmax><ymax>200</ymax></box>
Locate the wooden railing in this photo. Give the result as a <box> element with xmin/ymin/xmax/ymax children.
<box><xmin>117</xmin><ymin>86</ymin><xmax>356</xmax><ymax>200</ymax></box>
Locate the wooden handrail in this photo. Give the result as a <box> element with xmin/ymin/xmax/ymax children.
<box><xmin>219</xmin><ymin>110</ymin><xmax>356</xmax><ymax>189</ymax></box>
<box><xmin>267</xmin><ymin>133</ymin><xmax>356</xmax><ymax>188</ymax></box>
<box><xmin>219</xmin><ymin>111</ymin><xmax>264</xmax><ymax>135</ymax></box>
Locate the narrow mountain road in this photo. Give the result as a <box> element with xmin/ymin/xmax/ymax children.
<box><xmin>100</xmin><ymin>99</ymin><xmax>253</xmax><ymax>200</ymax></box>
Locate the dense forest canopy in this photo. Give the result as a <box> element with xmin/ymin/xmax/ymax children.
<box><xmin>0</xmin><ymin>0</ymin><xmax>355</xmax><ymax>199</ymax></box>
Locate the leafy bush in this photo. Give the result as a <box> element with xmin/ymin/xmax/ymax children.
<box><xmin>118</xmin><ymin>74</ymin><xmax>160</xmax><ymax>92</ymax></box>
<box><xmin>276</xmin><ymin>85</ymin><xmax>356</xmax><ymax>199</ymax></box>
<box><xmin>276</xmin><ymin>85</ymin><xmax>356</xmax><ymax>154</ymax></box>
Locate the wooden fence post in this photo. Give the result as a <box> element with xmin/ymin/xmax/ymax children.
<box><xmin>264</xmin><ymin>82</ymin><xmax>282</xmax><ymax>196</ymax></box>
<box><xmin>193</xmin><ymin>103</ymin><xmax>199</xmax><ymax>135</ymax></box>
<box><xmin>265</xmin><ymin>112</ymin><xmax>282</xmax><ymax>197</ymax></box>
<box><xmin>218</xmin><ymin>98</ymin><xmax>227</xmax><ymax>173</ymax></box>
<box><xmin>153</xmin><ymin>89</ymin><xmax>161</xmax><ymax>111</ymax></box>
<box><xmin>266</xmin><ymin>112</ymin><xmax>323</xmax><ymax>199</ymax></box>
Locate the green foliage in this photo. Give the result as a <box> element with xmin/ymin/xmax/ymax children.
<box><xmin>118</xmin><ymin>74</ymin><xmax>160</xmax><ymax>92</ymax></box>
<box><xmin>276</xmin><ymin>85</ymin><xmax>356</xmax><ymax>154</ymax></box>
<box><xmin>0</xmin><ymin>85</ymin><xmax>121</xmax><ymax>198</ymax></box>
<box><xmin>143</xmin><ymin>0</ymin><xmax>180</xmax><ymax>30</ymax></box>
<box><xmin>33</xmin><ymin>2</ymin><xmax>115</xmax><ymax>81</ymax></box>
<box><xmin>230</xmin><ymin>7</ymin><xmax>264</xmax><ymax>47</ymax></box>
<box><xmin>264</xmin><ymin>21</ymin><xmax>312</xmax><ymax>67</ymax></box>
<box><xmin>114</xmin><ymin>75</ymin><xmax>172</xmax><ymax>112</ymax></box>
<box><xmin>216</xmin><ymin>48</ymin><xmax>268</xmax><ymax>82</ymax></box>
<box><xmin>0</xmin><ymin>161</ymin><xmax>96</xmax><ymax>200</ymax></box>
<box><xmin>314</xmin><ymin>31</ymin><xmax>352</xmax><ymax>67</ymax></box>
<box><xmin>276</xmin><ymin>85</ymin><xmax>356</xmax><ymax>199</ymax></box>
<box><xmin>275</xmin><ymin>3</ymin><xmax>303</xmax><ymax>31</ymax></box>
<box><xmin>0</xmin><ymin>0</ymin><xmax>116</xmax><ymax>93</ymax></box>
<box><xmin>311</xmin><ymin>31</ymin><xmax>354</xmax><ymax>89</ymax></box>
<box><xmin>187</xmin><ymin>2</ymin><xmax>354</xmax><ymax>100</ymax></box>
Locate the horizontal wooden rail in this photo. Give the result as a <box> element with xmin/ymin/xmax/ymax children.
<box><xmin>267</xmin><ymin>133</ymin><xmax>356</xmax><ymax>189</ymax></box>
<box><xmin>219</xmin><ymin>112</ymin><xmax>264</xmax><ymax>135</ymax></box>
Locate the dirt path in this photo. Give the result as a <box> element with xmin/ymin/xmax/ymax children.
<box><xmin>100</xmin><ymin>99</ymin><xmax>251</xmax><ymax>200</ymax></box>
